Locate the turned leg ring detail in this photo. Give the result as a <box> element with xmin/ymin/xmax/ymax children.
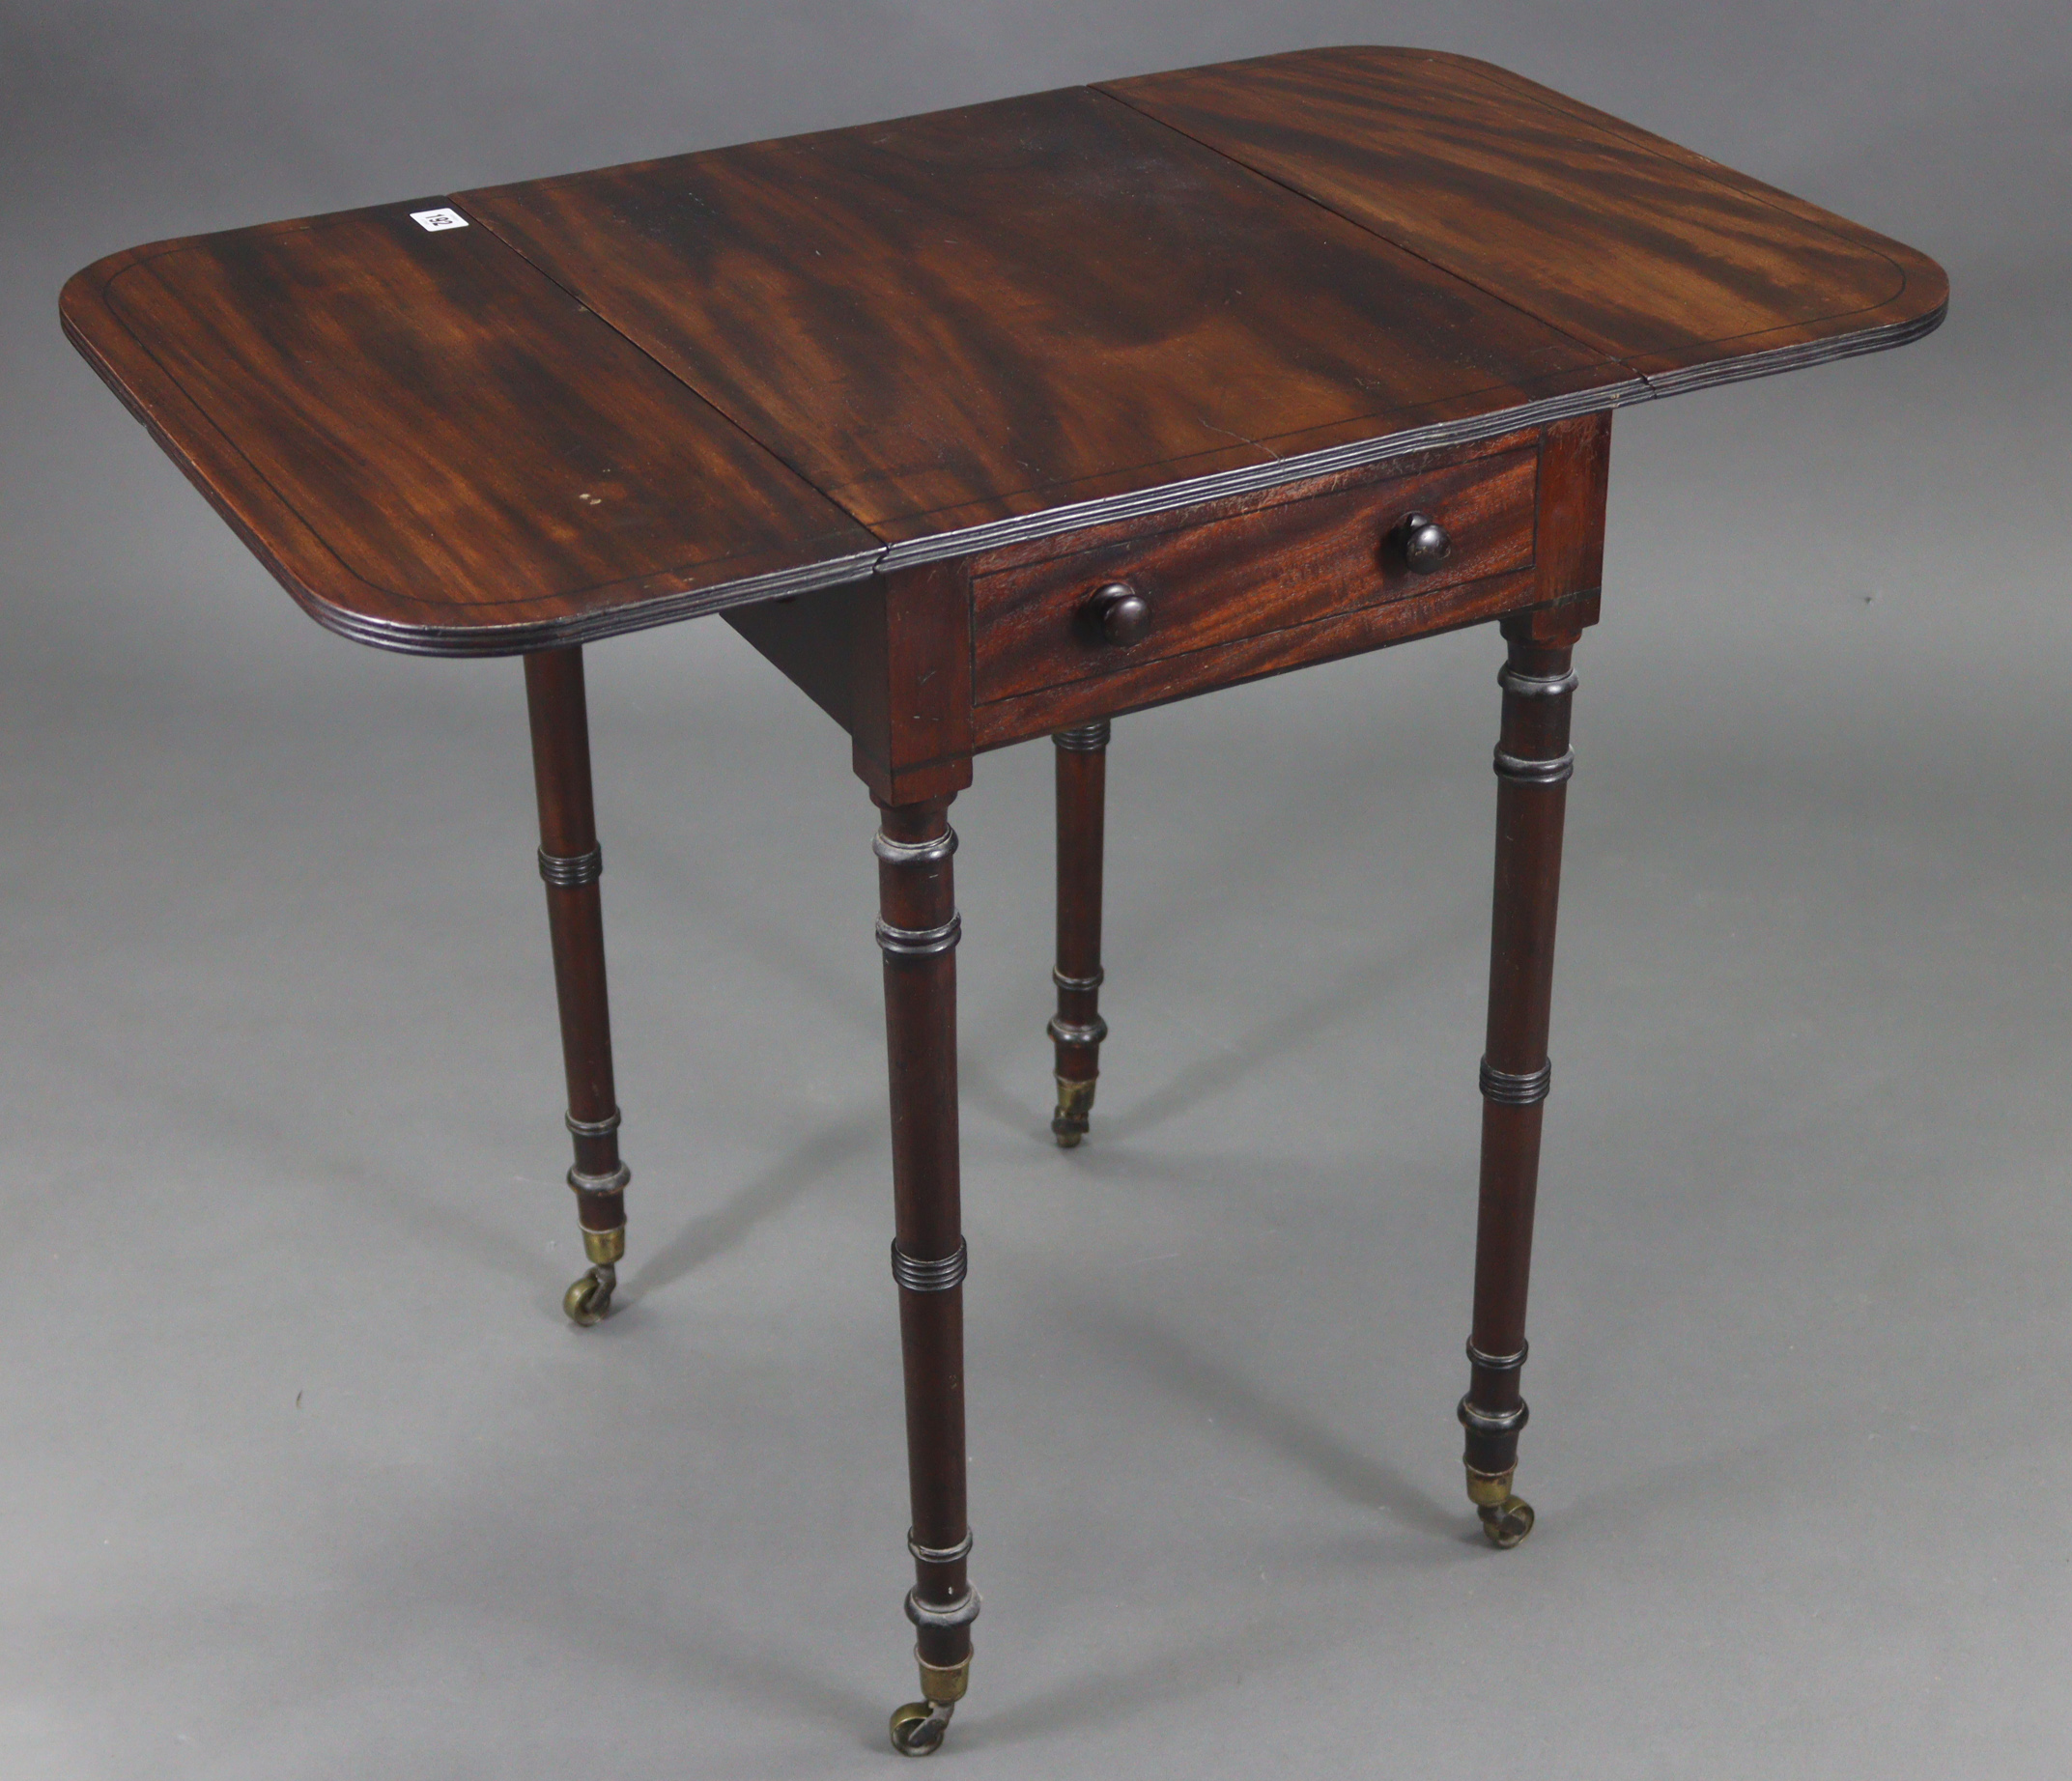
<box><xmin>1478</xmin><ymin>1059</ymin><xmax>1551</xmax><ymax>1105</ymax></box>
<box><xmin>891</xmin><ymin>1238</ymin><xmax>969</xmax><ymax>1294</ymax></box>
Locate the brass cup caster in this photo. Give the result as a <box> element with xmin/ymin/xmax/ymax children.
<box><xmin>562</xmin><ymin>1227</ymin><xmax>626</xmax><ymax>1327</ymax></box>
<box><xmin>889</xmin><ymin>1650</ymin><xmax>971</xmax><ymax>1757</ymax></box>
<box><xmin>1465</xmin><ymin>1464</ymin><xmax>1535</xmax><ymax>1549</ymax></box>
<box><xmin>1478</xmin><ymin>1497</ymin><xmax>1536</xmax><ymax>1548</ymax></box>
<box><xmin>1051</xmin><ymin>1075</ymin><xmax>1096</xmax><ymax>1148</ymax></box>
<box><xmin>889</xmin><ymin>1701</ymin><xmax>951</xmax><ymax>1757</ymax></box>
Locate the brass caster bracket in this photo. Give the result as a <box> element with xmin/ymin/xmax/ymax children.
<box><xmin>889</xmin><ymin>1650</ymin><xmax>971</xmax><ymax>1757</ymax></box>
<box><xmin>1051</xmin><ymin>1075</ymin><xmax>1096</xmax><ymax>1148</ymax></box>
<box><xmin>562</xmin><ymin>1227</ymin><xmax>626</xmax><ymax>1327</ymax></box>
<box><xmin>1465</xmin><ymin>1464</ymin><xmax>1535</xmax><ymax>1549</ymax></box>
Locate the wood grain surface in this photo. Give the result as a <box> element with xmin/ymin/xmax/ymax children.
<box><xmin>61</xmin><ymin>206</ymin><xmax>879</xmax><ymax>653</ymax></box>
<box><xmin>462</xmin><ymin>87</ymin><xmax>1612</xmax><ymax>542</ymax></box>
<box><xmin>62</xmin><ymin>48</ymin><xmax>1945</xmax><ymax>655</ymax></box>
<box><xmin>1104</xmin><ymin>49</ymin><xmax>1947</xmax><ymax>386</ymax></box>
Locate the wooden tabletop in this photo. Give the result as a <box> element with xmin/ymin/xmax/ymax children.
<box><xmin>62</xmin><ymin>46</ymin><xmax>1945</xmax><ymax>656</ymax></box>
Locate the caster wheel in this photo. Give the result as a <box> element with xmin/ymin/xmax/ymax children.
<box><xmin>1051</xmin><ymin>1076</ymin><xmax>1095</xmax><ymax>1148</ymax></box>
<box><xmin>562</xmin><ymin>1262</ymin><xmax>616</xmax><ymax>1327</ymax></box>
<box><xmin>889</xmin><ymin>1701</ymin><xmax>951</xmax><ymax>1756</ymax></box>
<box><xmin>1478</xmin><ymin>1496</ymin><xmax>1535</xmax><ymax>1549</ymax></box>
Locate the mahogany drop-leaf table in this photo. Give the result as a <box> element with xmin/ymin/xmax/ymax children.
<box><xmin>62</xmin><ymin>46</ymin><xmax>1945</xmax><ymax>1757</ymax></box>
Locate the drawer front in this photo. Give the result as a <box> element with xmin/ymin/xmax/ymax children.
<box><xmin>970</xmin><ymin>444</ymin><xmax>1538</xmax><ymax>706</ymax></box>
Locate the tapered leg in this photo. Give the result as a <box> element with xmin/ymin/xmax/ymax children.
<box><xmin>1459</xmin><ymin>615</ymin><xmax>1582</xmax><ymax>1547</ymax></box>
<box><xmin>1049</xmin><ymin>721</ymin><xmax>1110</xmax><ymax>1145</ymax></box>
<box><xmin>875</xmin><ymin>793</ymin><xmax>979</xmax><ymax>1757</ymax></box>
<box><xmin>524</xmin><ymin>647</ymin><xmax>632</xmax><ymax>1327</ymax></box>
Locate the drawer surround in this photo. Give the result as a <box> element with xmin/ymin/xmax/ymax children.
<box><xmin>725</xmin><ymin>414</ymin><xmax>1610</xmax><ymax>797</ymax></box>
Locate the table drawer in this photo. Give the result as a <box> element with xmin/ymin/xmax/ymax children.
<box><xmin>970</xmin><ymin>444</ymin><xmax>1538</xmax><ymax>706</ymax></box>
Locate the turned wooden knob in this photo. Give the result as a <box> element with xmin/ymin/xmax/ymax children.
<box><xmin>1089</xmin><ymin>580</ymin><xmax>1152</xmax><ymax>646</ymax></box>
<box><xmin>1397</xmin><ymin>512</ymin><xmax>1452</xmax><ymax>574</ymax></box>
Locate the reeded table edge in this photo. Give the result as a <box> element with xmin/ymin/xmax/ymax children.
<box><xmin>326</xmin><ymin>293</ymin><xmax>1942</xmax><ymax>657</ymax></box>
<box><xmin>316</xmin><ymin>546</ymin><xmax>888</xmax><ymax>657</ymax></box>
<box><xmin>1633</xmin><ymin>301</ymin><xmax>1944</xmax><ymax>397</ymax></box>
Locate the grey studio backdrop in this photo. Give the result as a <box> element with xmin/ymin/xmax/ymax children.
<box><xmin>2</xmin><ymin>4</ymin><xmax>2065</xmax><ymax>1777</ymax></box>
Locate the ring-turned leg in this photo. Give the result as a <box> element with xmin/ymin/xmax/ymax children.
<box><xmin>524</xmin><ymin>647</ymin><xmax>631</xmax><ymax>1327</ymax></box>
<box><xmin>1460</xmin><ymin>615</ymin><xmax>1582</xmax><ymax>1546</ymax></box>
<box><xmin>1049</xmin><ymin>721</ymin><xmax>1110</xmax><ymax>1145</ymax></box>
<box><xmin>875</xmin><ymin>795</ymin><xmax>979</xmax><ymax>1755</ymax></box>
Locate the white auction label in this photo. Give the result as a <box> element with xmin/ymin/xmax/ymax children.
<box><xmin>410</xmin><ymin>208</ymin><xmax>469</xmax><ymax>232</ymax></box>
